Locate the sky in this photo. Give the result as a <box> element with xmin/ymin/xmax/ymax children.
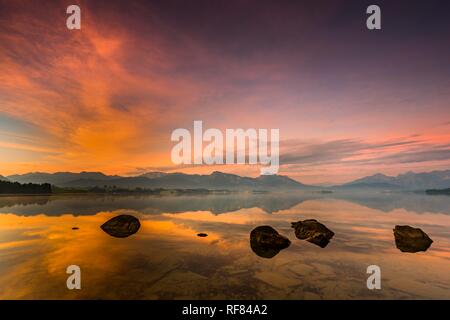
<box><xmin>0</xmin><ymin>0</ymin><xmax>449</xmax><ymax>185</ymax></box>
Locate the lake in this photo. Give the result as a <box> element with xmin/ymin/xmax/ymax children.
<box><xmin>0</xmin><ymin>192</ymin><xmax>449</xmax><ymax>299</ymax></box>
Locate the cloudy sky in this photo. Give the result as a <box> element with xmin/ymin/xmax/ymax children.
<box><xmin>0</xmin><ymin>0</ymin><xmax>449</xmax><ymax>184</ymax></box>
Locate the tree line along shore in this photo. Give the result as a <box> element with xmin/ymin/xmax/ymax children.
<box><xmin>0</xmin><ymin>180</ymin><xmax>231</xmax><ymax>195</ymax></box>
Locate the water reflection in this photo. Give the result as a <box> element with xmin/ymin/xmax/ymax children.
<box><xmin>0</xmin><ymin>193</ymin><xmax>318</xmax><ymax>216</ymax></box>
<box><xmin>332</xmin><ymin>191</ymin><xmax>450</xmax><ymax>214</ymax></box>
<box><xmin>1</xmin><ymin>191</ymin><xmax>450</xmax><ymax>216</ymax></box>
<box><xmin>0</xmin><ymin>194</ymin><xmax>449</xmax><ymax>299</ymax></box>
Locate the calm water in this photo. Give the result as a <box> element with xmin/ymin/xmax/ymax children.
<box><xmin>0</xmin><ymin>192</ymin><xmax>449</xmax><ymax>299</ymax></box>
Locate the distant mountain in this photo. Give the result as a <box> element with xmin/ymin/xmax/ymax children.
<box><xmin>338</xmin><ymin>170</ymin><xmax>450</xmax><ymax>190</ymax></box>
<box><xmin>67</xmin><ymin>171</ymin><xmax>315</xmax><ymax>190</ymax></box>
<box><xmin>0</xmin><ymin>175</ymin><xmax>9</xmax><ymax>182</ymax></box>
<box><xmin>8</xmin><ymin>169</ymin><xmax>449</xmax><ymax>191</ymax></box>
<box><xmin>139</xmin><ymin>172</ymin><xmax>167</xmax><ymax>179</ymax></box>
<box><xmin>7</xmin><ymin>171</ymin><xmax>314</xmax><ymax>191</ymax></box>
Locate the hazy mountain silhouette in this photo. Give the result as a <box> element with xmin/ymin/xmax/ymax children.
<box><xmin>139</xmin><ymin>172</ymin><xmax>168</xmax><ymax>179</ymax></box>
<box><xmin>0</xmin><ymin>175</ymin><xmax>8</xmax><ymax>181</ymax></box>
<box><xmin>5</xmin><ymin>169</ymin><xmax>450</xmax><ymax>191</ymax></box>
<box><xmin>336</xmin><ymin>170</ymin><xmax>450</xmax><ymax>190</ymax></box>
<box><xmin>6</xmin><ymin>171</ymin><xmax>315</xmax><ymax>191</ymax></box>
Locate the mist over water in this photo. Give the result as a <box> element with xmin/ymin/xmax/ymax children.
<box><xmin>0</xmin><ymin>192</ymin><xmax>449</xmax><ymax>299</ymax></box>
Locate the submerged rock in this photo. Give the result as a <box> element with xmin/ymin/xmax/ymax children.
<box><xmin>291</xmin><ymin>219</ymin><xmax>334</xmax><ymax>248</ymax></box>
<box><xmin>393</xmin><ymin>225</ymin><xmax>433</xmax><ymax>253</ymax></box>
<box><xmin>197</xmin><ymin>233</ymin><xmax>208</xmax><ymax>237</ymax></box>
<box><xmin>250</xmin><ymin>226</ymin><xmax>291</xmax><ymax>258</ymax></box>
<box><xmin>100</xmin><ymin>214</ymin><xmax>141</xmax><ymax>238</ymax></box>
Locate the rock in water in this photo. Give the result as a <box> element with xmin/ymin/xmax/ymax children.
<box><xmin>101</xmin><ymin>215</ymin><xmax>141</xmax><ymax>238</ymax></box>
<box><xmin>197</xmin><ymin>233</ymin><xmax>208</xmax><ymax>237</ymax></box>
<box><xmin>291</xmin><ymin>219</ymin><xmax>334</xmax><ymax>248</ymax></box>
<box><xmin>250</xmin><ymin>226</ymin><xmax>291</xmax><ymax>258</ymax></box>
<box><xmin>393</xmin><ymin>225</ymin><xmax>433</xmax><ymax>253</ymax></box>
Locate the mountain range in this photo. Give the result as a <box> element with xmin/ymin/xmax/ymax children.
<box><xmin>2</xmin><ymin>170</ymin><xmax>450</xmax><ymax>191</ymax></box>
<box><xmin>4</xmin><ymin>171</ymin><xmax>312</xmax><ymax>191</ymax></box>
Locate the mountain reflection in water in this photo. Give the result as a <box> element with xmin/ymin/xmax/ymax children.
<box><xmin>0</xmin><ymin>192</ymin><xmax>449</xmax><ymax>299</ymax></box>
<box><xmin>1</xmin><ymin>191</ymin><xmax>450</xmax><ymax>216</ymax></box>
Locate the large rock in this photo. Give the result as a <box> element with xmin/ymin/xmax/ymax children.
<box><xmin>393</xmin><ymin>225</ymin><xmax>433</xmax><ymax>253</ymax></box>
<box><xmin>250</xmin><ymin>226</ymin><xmax>291</xmax><ymax>258</ymax></box>
<box><xmin>101</xmin><ymin>214</ymin><xmax>141</xmax><ymax>238</ymax></box>
<box><xmin>291</xmin><ymin>219</ymin><xmax>334</xmax><ymax>248</ymax></box>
